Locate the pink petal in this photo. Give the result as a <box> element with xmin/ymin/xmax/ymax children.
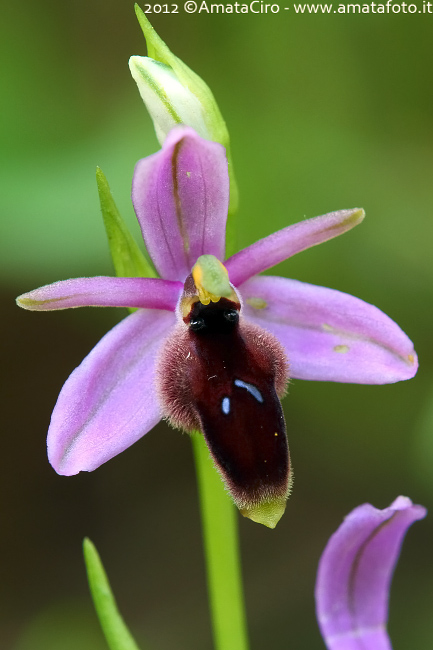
<box><xmin>16</xmin><ymin>276</ymin><xmax>182</xmax><ymax>311</ymax></box>
<box><xmin>226</xmin><ymin>208</ymin><xmax>364</xmax><ymax>287</ymax></box>
<box><xmin>315</xmin><ymin>496</ymin><xmax>427</xmax><ymax>650</ymax></box>
<box><xmin>241</xmin><ymin>275</ymin><xmax>417</xmax><ymax>384</ymax></box>
<box><xmin>132</xmin><ymin>126</ymin><xmax>229</xmax><ymax>282</ymax></box>
<box><xmin>48</xmin><ymin>309</ymin><xmax>175</xmax><ymax>475</ymax></box>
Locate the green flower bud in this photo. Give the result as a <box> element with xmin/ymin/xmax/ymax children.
<box><xmin>129</xmin><ymin>5</ymin><xmax>238</xmax><ymax>216</ymax></box>
<box><xmin>129</xmin><ymin>56</ymin><xmax>210</xmax><ymax>143</ymax></box>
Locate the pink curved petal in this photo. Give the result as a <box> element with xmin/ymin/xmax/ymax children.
<box><xmin>16</xmin><ymin>276</ymin><xmax>182</xmax><ymax>311</ymax></box>
<box><xmin>315</xmin><ymin>496</ymin><xmax>427</xmax><ymax>650</ymax></box>
<box><xmin>48</xmin><ymin>309</ymin><xmax>176</xmax><ymax>475</ymax></box>
<box><xmin>226</xmin><ymin>208</ymin><xmax>364</xmax><ymax>287</ymax></box>
<box><xmin>132</xmin><ymin>126</ymin><xmax>229</xmax><ymax>282</ymax></box>
<box><xmin>241</xmin><ymin>275</ymin><xmax>417</xmax><ymax>384</ymax></box>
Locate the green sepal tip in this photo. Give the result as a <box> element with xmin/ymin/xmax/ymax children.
<box><xmin>83</xmin><ymin>537</ymin><xmax>142</xmax><ymax>650</ymax></box>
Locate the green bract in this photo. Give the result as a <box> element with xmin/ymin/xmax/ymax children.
<box><xmin>96</xmin><ymin>167</ymin><xmax>156</xmax><ymax>280</ymax></box>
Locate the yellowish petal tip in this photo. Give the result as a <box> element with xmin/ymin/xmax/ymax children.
<box><xmin>240</xmin><ymin>496</ymin><xmax>287</xmax><ymax>529</ymax></box>
<box><xmin>16</xmin><ymin>295</ymin><xmax>56</xmax><ymax>311</ymax></box>
<box><xmin>352</xmin><ymin>208</ymin><xmax>365</xmax><ymax>222</ymax></box>
<box><xmin>16</xmin><ymin>295</ymin><xmax>34</xmax><ymax>309</ymax></box>
<box><xmin>337</xmin><ymin>208</ymin><xmax>365</xmax><ymax>231</ymax></box>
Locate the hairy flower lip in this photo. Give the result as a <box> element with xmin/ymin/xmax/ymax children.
<box><xmin>156</xmin><ymin>281</ymin><xmax>291</xmax><ymax>528</ymax></box>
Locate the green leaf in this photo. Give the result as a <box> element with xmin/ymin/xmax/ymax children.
<box><xmin>96</xmin><ymin>167</ymin><xmax>156</xmax><ymax>279</ymax></box>
<box><xmin>83</xmin><ymin>538</ymin><xmax>142</xmax><ymax>650</ymax></box>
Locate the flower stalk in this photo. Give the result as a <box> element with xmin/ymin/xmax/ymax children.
<box><xmin>192</xmin><ymin>432</ymin><xmax>250</xmax><ymax>650</ymax></box>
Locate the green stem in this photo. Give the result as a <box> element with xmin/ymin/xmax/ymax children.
<box><xmin>191</xmin><ymin>433</ymin><xmax>250</xmax><ymax>650</ymax></box>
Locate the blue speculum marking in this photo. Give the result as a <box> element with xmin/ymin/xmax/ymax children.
<box><xmin>234</xmin><ymin>379</ymin><xmax>264</xmax><ymax>403</ymax></box>
<box><xmin>222</xmin><ymin>396</ymin><xmax>231</xmax><ymax>415</ymax></box>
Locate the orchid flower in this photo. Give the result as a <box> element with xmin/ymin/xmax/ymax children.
<box><xmin>17</xmin><ymin>126</ymin><xmax>417</xmax><ymax>527</ymax></box>
<box><xmin>316</xmin><ymin>496</ymin><xmax>427</xmax><ymax>650</ymax></box>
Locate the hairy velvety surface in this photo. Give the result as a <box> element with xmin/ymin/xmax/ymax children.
<box><xmin>157</xmin><ymin>299</ymin><xmax>291</xmax><ymax>508</ymax></box>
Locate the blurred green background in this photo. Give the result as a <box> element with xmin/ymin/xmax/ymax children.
<box><xmin>1</xmin><ymin>1</ymin><xmax>432</xmax><ymax>649</ymax></box>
